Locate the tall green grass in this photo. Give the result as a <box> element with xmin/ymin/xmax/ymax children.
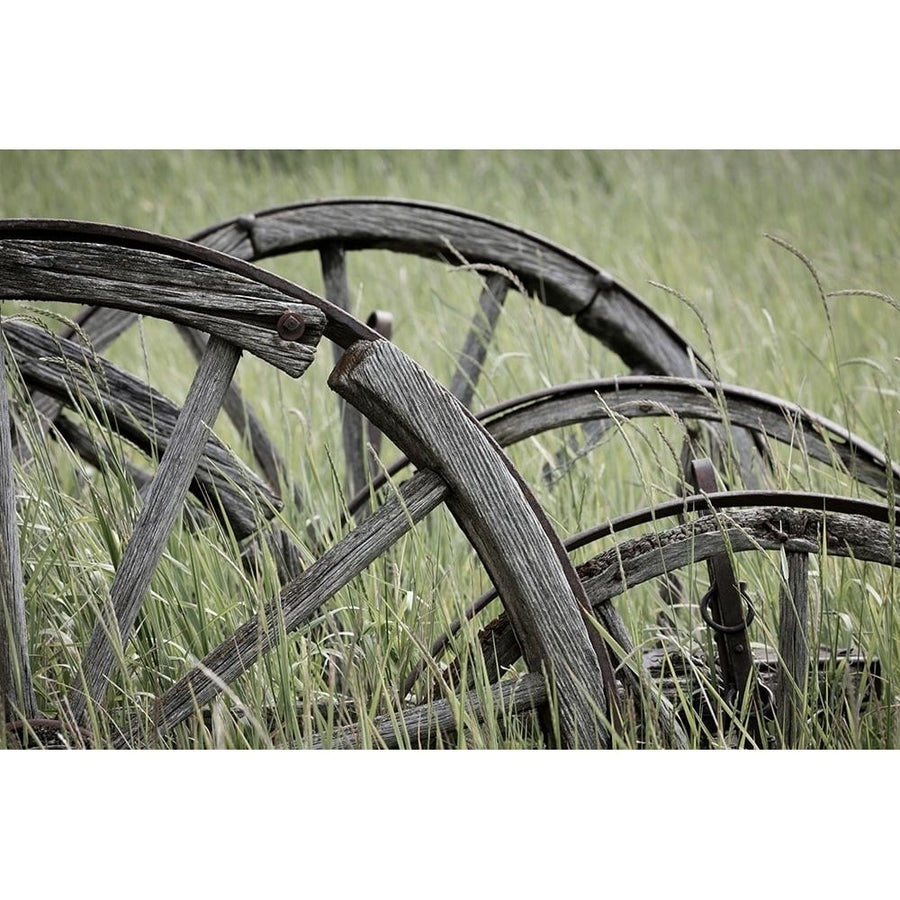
<box><xmin>1</xmin><ymin>150</ymin><xmax>898</xmax><ymax>748</ymax></box>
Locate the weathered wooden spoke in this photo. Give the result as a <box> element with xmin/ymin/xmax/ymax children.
<box><xmin>4</xmin><ymin>320</ymin><xmax>281</xmax><ymax>541</ymax></box>
<box><xmin>117</xmin><ymin>469</ymin><xmax>448</xmax><ymax>746</ymax></box>
<box><xmin>448</xmin><ymin>271</ymin><xmax>509</xmax><ymax>408</ymax></box>
<box><xmin>319</xmin><ymin>243</ymin><xmax>371</xmax><ymax>499</ymax></box>
<box><xmin>315</xmin><ymin>671</ymin><xmax>548</xmax><ymax>750</ymax></box>
<box><xmin>0</xmin><ymin>330</ymin><xmax>37</xmax><ymax>722</ymax></box>
<box><xmin>69</xmin><ymin>335</ymin><xmax>242</xmax><ymax>719</ymax></box>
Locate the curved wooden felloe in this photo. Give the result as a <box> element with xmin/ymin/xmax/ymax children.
<box><xmin>191</xmin><ymin>197</ymin><xmax>706</xmax><ymax>376</ymax></box>
<box><xmin>0</xmin><ymin>219</ymin><xmax>334</xmax><ymax>371</ymax></box>
<box><xmin>346</xmin><ymin>375</ymin><xmax>899</xmax><ymax>523</ymax></box>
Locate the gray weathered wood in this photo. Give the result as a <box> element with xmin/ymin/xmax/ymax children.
<box><xmin>776</xmin><ymin>551</ymin><xmax>810</xmax><ymax>746</ymax></box>
<box><xmin>0</xmin><ymin>327</ymin><xmax>37</xmax><ymax>720</ymax></box>
<box><xmin>194</xmin><ymin>201</ymin><xmax>755</xmax><ymax>488</ymax></box>
<box><xmin>192</xmin><ymin>199</ymin><xmax>765</xmax><ymax>471</ymax></box>
<box><xmin>4</xmin><ymin>320</ymin><xmax>280</xmax><ymax>541</ymax></box>
<box><xmin>68</xmin><ymin>305</ymin><xmax>140</xmax><ymax>354</ymax></box>
<box><xmin>313</xmin><ymin>672</ymin><xmax>548</xmax><ymax>749</ymax></box>
<box><xmin>115</xmin><ymin>469</ymin><xmax>449</xmax><ymax>746</ymax></box>
<box><xmin>577</xmin><ymin>508</ymin><xmax>899</xmax><ymax>608</ymax></box>
<box><xmin>346</xmin><ymin>375</ymin><xmax>900</xmax><ymax>523</ymax></box>
<box><xmin>478</xmin><ymin>376</ymin><xmax>898</xmax><ymax>494</ymax></box>
<box><xmin>449</xmin><ymin>273</ymin><xmax>509</xmax><ymax>408</ymax></box>
<box><xmin>71</xmin><ymin>336</ymin><xmax>242</xmax><ymax>720</ymax></box>
<box><xmin>641</xmin><ymin>642</ymin><xmax>877</xmax><ymax>735</ymax></box>
<box><xmin>329</xmin><ymin>339</ymin><xmax>613</xmax><ymax>748</ymax></box>
<box><xmin>194</xmin><ymin>198</ymin><xmax>715</xmax><ymax>376</ymax></box>
<box><xmin>0</xmin><ymin>237</ymin><xmax>325</xmax><ymax>377</ymax></box>
<box><xmin>320</xmin><ymin>244</ymin><xmax>370</xmax><ymax>500</ymax></box>
<box><xmin>175</xmin><ymin>325</ymin><xmax>291</xmax><ymax>496</ymax></box>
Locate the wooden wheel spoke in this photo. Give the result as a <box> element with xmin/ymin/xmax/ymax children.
<box><xmin>71</xmin><ymin>336</ymin><xmax>242</xmax><ymax>720</ymax></box>
<box><xmin>176</xmin><ymin>326</ymin><xmax>287</xmax><ymax>490</ymax></box>
<box><xmin>315</xmin><ymin>672</ymin><xmax>547</xmax><ymax>750</ymax></box>
<box><xmin>118</xmin><ymin>469</ymin><xmax>449</xmax><ymax>745</ymax></box>
<box><xmin>0</xmin><ymin>328</ymin><xmax>37</xmax><ymax>720</ymax></box>
<box><xmin>319</xmin><ymin>244</ymin><xmax>373</xmax><ymax>500</ymax></box>
<box><xmin>776</xmin><ymin>551</ymin><xmax>810</xmax><ymax>745</ymax></box>
<box><xmin>4</xmin><ymin>320</ymin><xmax>281</xmax><ymax>540</ymax></box>
<box><xmin>449</xmin><ymin>272</ymin><xmax>509</xmax><ymax>408</ymax></box>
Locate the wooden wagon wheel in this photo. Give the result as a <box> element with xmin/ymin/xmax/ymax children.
<box><xmin>63</xmin><ymin>198</ymin><xmax>768</xmax><ymax>515</ymax></box>
<box><xmin>0</xmin><ymin>219</ymin><xmax>621</xmax><ymax>749</ymax></box>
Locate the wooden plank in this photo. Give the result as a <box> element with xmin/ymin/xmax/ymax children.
<box><xmin>449</xmin><ymin>273</ymin><xmax>508</xmax><ymax>408</ymax></box>
<box><xmin>0</xmin><ymin>326</ymin><xmax>37</xmax><ymax>720</ymax></box>
<box><xmin>0</xmin><ymin>238</ymin><xmax>325</xmax><ymax>377</ymax></box>
<box><xmin>329</xmin><ymin>339</ymin><xmax>613</xmax><ymax>748</ymax></box>
<box><xmin>71</xmin><ymin>336</ymin><xmax>242</xmax><ymax>720</ymax></box>
<box><xmin>116</xmin><ymin>469</ymin><xmax>449</xmax><ymax>746</ymax></box>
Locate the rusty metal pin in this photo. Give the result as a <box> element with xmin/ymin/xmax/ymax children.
<box><xmin>277</xmin><ymin>311</ymin><xmax>306</xmax><ymax>341</ymax></box>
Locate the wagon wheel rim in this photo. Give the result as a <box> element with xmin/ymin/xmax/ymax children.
<box><xmin>59</xmin><ymin>198</ymin><xmax>767</xmax><ymax>510</ymax></box>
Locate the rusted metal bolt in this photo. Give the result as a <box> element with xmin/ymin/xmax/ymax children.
<box><xmin>277</xmin><ymin>311</ymin><xmax>306</xmax><ymax>341</ymax></box>
<box><xmin>733</xmin><ymin>643</ymin><xmax>745</xmax><ymax>654</ymax></box>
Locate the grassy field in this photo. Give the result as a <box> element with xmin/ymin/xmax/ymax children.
<box><xmin>1</xmin><ymin>149</ymin><xmax>899</xmax><ymax>749</ymax></box>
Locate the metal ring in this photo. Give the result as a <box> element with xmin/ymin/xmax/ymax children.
<box><xmin>699</xmin><ymin>585</ymin><xmax>756</xmax><ymax>634</ymax></box>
